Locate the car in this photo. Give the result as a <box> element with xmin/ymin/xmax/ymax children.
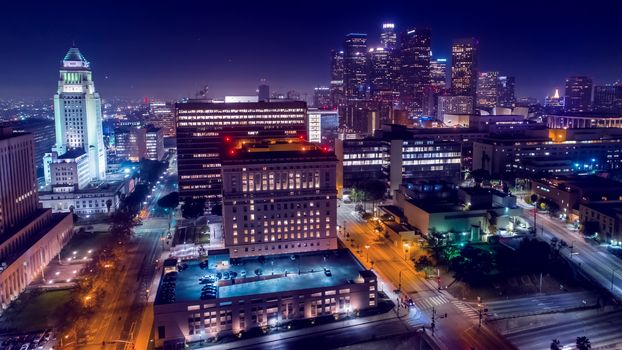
<box><xmin>324</xmin><ymin>268</ymin><xmax>332</xmax><ymax>277</ymax></box>
<box><xmin>20</xmin><ymin>344</ymin><xmax>30</xmax><ymax>350</ymax></box>
<box><xmin>240</xmin><ymin>271</ymin><xmax>247</xmax><ymax>278</ymax></box>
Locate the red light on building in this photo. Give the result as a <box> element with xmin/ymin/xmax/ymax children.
<box><xmin>298</xmin><ymin>135</ymin><xmax>304</xmax><ymax>140</ymax></box>
<box><xmin>225</xmin><ymin>136</ymin><xmax>232</xmax><ymax>142</ymax></box>
<box><xmin>229</xmin><ymin>149</ymin><xmax>236</xmax><ymax>155</ymax></box>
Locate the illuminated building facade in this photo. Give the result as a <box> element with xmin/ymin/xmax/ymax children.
<box><xmin>0</xmin><ymin>127</ymin><xmax>74</xmax><ymax>310</ymax></box>
<box><xmin>313</xmin><ymin>86</ymin><xmax>331</xmax><ymax>109</ymax></box>
<box><xmin>369</xmin><ymin>47</ymin><xmax>397</xmax><ymax>103</ymax></box>
<box><xmin>149</xmin><ymin>101</ymin><xmax>177</xmax><ymax>138</ymax></box>
<box><xmin>175</xmin><ymin>101</ymin><xmax>307</xmax><ymax>202</ymax></box>
<box><xmin>451</xmin><ymin>38</ymin><xmax>479</xmax><ymax>108</ymax></box>
<box><xmin>380</xmin><ymin>22</ymin><xmax>397</xmax><ymax>50</ymax></box>
<box><xmin>564</xmin><ymin>76</ymin><xmax>592</xmax><ymax>113</ymax></box>
<box><xmin>397</xmin><ymin>27</ymin><xmax>432</xmax><ymax>115</ymax></box>
<box><xmin>430</xmin><ymin>58</ymin><xmax>447</xmax><ymax>90</ymax></box>
<box><xmin>329</xmin><ymin>50</ymin><xmax>345</xmax><ymax>107</ymax></box>
<box><xmin>221</xmin><ymin>141</ymin><xmax>338</xmax><ymax>258</ymax></box>
<box><xmin>593</xmin><ymin>84</ymin><xmax>622</xmax><ymax>114</ymax></box>
<box><xmin>497</xmin><ymin>76</ymin><xmax>516</xmax><ymax>109</ymax></box>
<box><xmin>476</xmin><ymin>72</ymin><xmax>499</xmax><ymax>110</ymax></box>
<box><xmin>45</xmin><ymin>47</ymin><xmax>107</xmax><ymax>184</ymax></box>
<box><xmin>343</xmin><ymin>33</ymin><xmax>369</xmax><ymax>101</ymax></box>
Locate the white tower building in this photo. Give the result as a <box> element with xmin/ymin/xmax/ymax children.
<box><xmin>45</xmin><ymin>47</ymin><xmax>106</xmax><ymax>183</ymax></box>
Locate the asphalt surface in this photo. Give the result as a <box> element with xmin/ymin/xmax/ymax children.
<box><xmin>337</xmin><ymin>202</ymin><xmax>516</xmax><ymax>350</ymax></box>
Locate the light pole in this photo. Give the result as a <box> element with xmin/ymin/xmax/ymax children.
<box><xmin>403</xmin><ymin>243</ymin><xmax>410</xmax><ymax>261</ymax></box>
<box><xmin>364</xmin><ymin>245</ymin><xmax>370</xmax><ymax>263</ymax></box>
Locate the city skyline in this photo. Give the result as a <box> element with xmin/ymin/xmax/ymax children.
<box><xmin>1</xmin><ymin>1</ymin><xmax>621</xmax><ymax>100</ymax></box>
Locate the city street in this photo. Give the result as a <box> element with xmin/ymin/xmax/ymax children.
<box><xmin>337</xmin><ymin>202</ymin><xmax>515</xmax><ymax>350</ymax></box>
<box><xmin>518</xmin><ymin>199</ymin><xmax>622</xmax><ymax>301</ymax></box>
<box><xmin>484</xmin><ymin>291</ymin><xmax>599</xmax><ymax>320</ymax></box>
<box><xmin>80</xmin><ymin>156</ymin><xmax>177</xmax><ymax>349</ymax></box>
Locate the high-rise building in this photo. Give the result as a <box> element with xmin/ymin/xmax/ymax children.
<box><xmin>593</xmin><ymin>84</ymin><xmax>622</xmax><ymax>113</ymax></box>
<box><xmin>369</xmin><ymin>47</ymin><xmax>397</xmax><ymax>102</ymax></box>
<box><xmin>497</xmin><ymin>76</ymin><xmax>516</xmax><ymax>109</ymax></box>
<box><xmin>0</xmin><ymin>126</ymin><xmax>74</xmax><ymax>308</ymax></box>
<box><xmin>313</xmin><ymin>87</ymin><xmax>331</xmax><ymax>109</ymax></box>
<box><xmin>397</xmin><ymin>28</ymin><xmax>432</xmax><ymax>115</ymax></box>
<box><xmin>175</xmin><ymin>101</ymin><xmax>308</xmax><ymax>202</ymax></box>
<box><xmin>430</xmin><ymin>58</ymin><xmax>448</xmax><ymax>90</ymax></box>
<box><xmin>476</xmin><ymin>72</ymin><xmax>499</xmax><ymax>110</ymax></box>
<box><xmin>46</xmin><ymin>47</ymin><xmax>106</xmax><ymax>183</ymax></box>
<box><xmin>329</xmin><ymin>50</ymin><xmax>345</xmax><ymax>107</ymax></box>
<box><xmin>564</xmin><ymin>76</ymin><xmax>593</xmax><ymax>113</ymax></box>
<box><xmin>380</xmin><ymin>22</ymin><xmax>397</xmax><ymax>50</ymax></box>
<box><xmin>116</xmin><ymin>125</ymin><xmax>164</xmax><ymax>162</ymax></box>
<box><xmin>437</xmin><ymin>95</ymin><xmax>475</xmax><ymax>123</ymax></box>
<box><xmin>544</xmin><ymin>89</ymin><xmax>565</xmax><ymax>114</ymax></box>
<box><xmin>343</xmin><ymin>33</ymin><xmax>369</xmax><ymax>101</ymax></box>
<box><xmin>149</xmin><ymin>101</ymin><xmax>176</xmax><ymax>138</ymax></box>
<box><xmin>7</xmin><ymin>118</ymin><xmax>55</xmax><ymax>175</ymax></box>
<box><xmin>451</xmin><ymin>38</ymin><xmax>479</xmax><ymax>100</ymax></box>
<box><xmin>221</xmin><ymin>140</ymin><xmax>338</xmax><ymax>258</ymax></box>
<box><xmin>258</xmin><ymin>81</ymin><xmax>270</xmax><ymax>102</ymax></box>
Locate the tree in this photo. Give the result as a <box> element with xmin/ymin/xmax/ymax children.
<box><xmin>530</xmin><ymin>194</ymin><xmax>539</xmax><ymax>206</ymax></box>
<box><xmin>105</xmin><ymin>199</ymin><xmax>113</xmax><ymax>213</ymax></box>
<box><xmin>181</xmin><ymin>198</ymin><xmax>205</xmax><ymax>219</ymax></box>
<box><xmin>355</xmin><ymin>179</ymin><xmax>386</xmax><ymax>215</ymax></box>
<box><xmin>158</xmin><ymin>192</ymin><xmax>180</xmax><ymax>210</ymax></box>
<box><xmin>550</xmin><ymin>339</ymin><xmax>562</xmax><ymax>350</ymax></box>
<box><xmin>576</xmin><ymin>336</ymin><xmax>591</xmax><ymax>350</ymax></box>
<box><xmin>110</xmin><ymin>210</ymin><xmax>139</xmax><ymax>242</ymax></box>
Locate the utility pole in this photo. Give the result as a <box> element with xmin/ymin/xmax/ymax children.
<box><xmin>477</xmin><ymin>296</ymin><xmax>483</xmax><ymax>328</ymax></box>
<box><xmin>612</xmin><ymin>267</ymin><xmax>618</xmax><ymax>292</ymax></box>
<box><xmin>431</xmin><ymin>306</ymin><xmax>436</xmax><ymax>334</ymax></box>
<box><xmin>539</xmin><ymin>272</ymin><xmax>543</xmax><ymax>293</ymax></box>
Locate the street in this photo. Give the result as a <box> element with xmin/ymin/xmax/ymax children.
<box><xmin>337</xmin><ymin>202</ymin><xmax>515</xmax><ymax>350</ymax></box>
<box><xmin>79</xmin><ymin>156</ymin><xmax>177</xmax><ymax>349</ymax></box>
<box><xmin>518</xmin><ymin>199</ymin><xmax>622</xmax><ymax>301</ymax></box>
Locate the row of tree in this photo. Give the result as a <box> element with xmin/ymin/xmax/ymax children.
<box><xmin>551</xmin><ymin>336</ymin><xmax>591</xmax><ymax>350</ymax></box>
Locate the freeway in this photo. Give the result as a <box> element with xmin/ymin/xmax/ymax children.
<box><xmin>338</xmin><ymin>202</ymin><xmax>516</xmax><ymax>350</ymax></box>
<box><xmin>484</xmin><ymin>291</ymin><xmax>599</xmax><ymax>320</ymax></box>
<box><xmin>518</xmin><ymin>199</ymin><xmax>622</xmax><ymax>301</ymax></box>
<box><xmin>504</xmin><ymin>309</ymin><xmax>622</xmax><ymax>349</ymax></box>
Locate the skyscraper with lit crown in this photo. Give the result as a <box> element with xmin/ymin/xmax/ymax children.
<box><xmin>44</xmin><ymin>47</ymin><xmax>107</xmax><ymax>184</ymax></box>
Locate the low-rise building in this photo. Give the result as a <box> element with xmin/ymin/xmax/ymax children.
<box><xmin>39</xmin><ymin>180</ymin><xmax>130</xmax><ymax>216</ymax></box>
<box><xmin>395</xmin><ymin>184</ymin><xmax>521</xmax><ymax>240</ymax></box>
<box><xmin>530</xmin><ymin>175</ymin><xmax>622</xmax><ymax>219</ymax></box>
<box><xmin>153</xmin><ymin>250</ymin><xmax>376</xmax><ymax>348</ymax></box>
<box><xmin>579</xmin><ymin>201</ymin><xmax>622</xmax><ymax>243</ymax></box>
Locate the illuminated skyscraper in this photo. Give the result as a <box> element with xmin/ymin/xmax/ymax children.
<box><xmin>476</xmin><ymin>71</ymin><xmax>499</xmax><ymax>110</ymax></box>
<box><xmin>397</xmin><ymin>27</ymin><xmax>432</xmax><ymax>115</ymax></box>
<box><xmin>497</xmin><ymin>76</ymin><xmax>516</xmax><ymax>109</ymax></box>
<box><xmin>329</xmin><ymin>50</ymin><xmax>345</xmax><ymax>106</ymax></box>
<box><xmin>313</xmin><ymin>86</ymin><xmax>331</xmax><ymax>109</ymax></box>
<box><xmin>343</xmin><ymin>33</ymin><xmax>369</xmax><ymax>101</ymax></box>
<box><xmin>45</xmin><ymin>47</ymin><xmax>107</xmax><ymax>184</ymax></box>
<box><xmin>564</xmin><ymin>76</ymin><xmax>592</xmax><ymax>113</ymax></box>
<box><xmin>369</xmin><ymin>47</ymin><xmax>397</xmax><ymax>102</ymax></box>
<box><xmin>380</xmin><ymin>22</ymin><xmax>397</xmax><ymax>50</ymax></box>
<box><xmin>451</xmin><ymin>38</ymin><xmax>479</xmax><ymax>99</ymax></box>
<box><xmin>544</xmin><ymin>89</ymin><xmax>565</xmax><ymax>114</ymax></box>
<box><xmin>430</xmin><ymin>58</ymin><xmax>447</xmax><ymax>90</ymax></box>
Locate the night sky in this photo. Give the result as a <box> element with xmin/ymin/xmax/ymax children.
<box><xmin>1</xmin><ymin>1</ymin><xmax>621</xmax><ymax>101</ymax></box>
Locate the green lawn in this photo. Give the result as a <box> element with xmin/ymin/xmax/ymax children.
<box><xmin>0</xmin><ymin>289</ymin><xmax>72</xmax><ymax>332</ymax></box>
<box><xmin>61</xmin><ymin>231</ymin><xmax>112</xmax><ymax>258</ymax></box>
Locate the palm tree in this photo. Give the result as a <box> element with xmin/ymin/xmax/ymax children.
<box><xmin>550</xmin><ymin>339</ymin><xmax>561</xmax><ymax>350</ymax></box>
<box><xmin>576</xmin><ymin>336</ymin><xmax>591</xmax><ymax>350</ymax></box>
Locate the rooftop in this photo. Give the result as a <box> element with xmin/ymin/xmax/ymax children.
<box><xmin>63</xmin><ymin>47</ymin><xmax>87</xmax><ymax>63</ymax></box>
<box><xmin>58</xmin><ymin>148</ymin><xmax>86</xmax><ymax>160</ymax></box>
<box><xmin>155</xmin><ymin>249</ymin><xmax>368</xmax><ymax>305</ymax></box>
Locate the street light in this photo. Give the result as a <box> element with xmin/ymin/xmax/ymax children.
<box><xmin>398</xmin><ymin>268</ymin><xmax>409</xmax><ymax>292</ymax></box>
<box><xmin>364</xmin><ymin>245</ymin><xmax>370</xmax><ymax>263</ymax></box>
<box><xmin>403</xmin><ymin>243</ymin><xmax>410</xmax><ymax>261</ymax></box>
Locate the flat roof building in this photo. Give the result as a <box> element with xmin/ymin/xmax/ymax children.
<box><xmin>175</xmin><ymin>101</ymin><xmax>307</xmax><ymax>202</ymax></box>
<box><xmin>221</xmin><ymin>140</ymin><xmax>338</xmax><ymax>258</ymax></box>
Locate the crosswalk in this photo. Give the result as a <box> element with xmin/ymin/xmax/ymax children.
<box><xmin>413</xmin><ymin>295</ymin><xmax>449</xmax><ymax>310</ymax></box>
<box><xmin>452</xmin><ymin>300</ymin><xmax>480</xmax><ymax>320</ymax></box>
